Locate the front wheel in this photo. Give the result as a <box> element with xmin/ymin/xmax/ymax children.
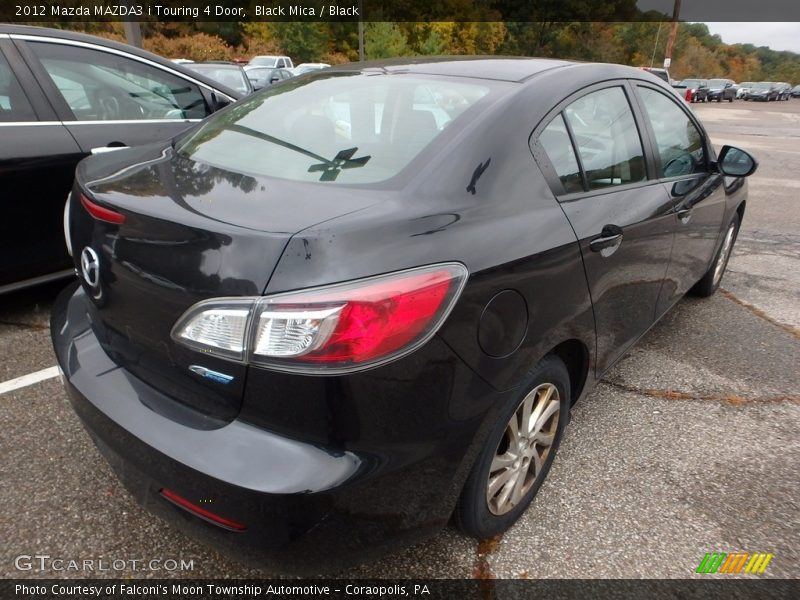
<box><xmin>454</xmin><ymin>356</ymin><xmax>570</xmax><ymax>538</ymax></box>
<box><xmin>691</xmin><ymin>213</ymin><xmax>740</xmax><ymax>297</ymax></box>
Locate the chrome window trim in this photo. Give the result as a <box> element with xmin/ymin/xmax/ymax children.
<box><xmin>8</xmin><ymin>34</ymin><xmax>235</xmax><ymax>102</ymax></box>
<box><xmin>0</xmin><ymin>119</ymin><xmax>202</xmax><ymax>126</ymax></box>
<box><xmin>0</xmin><ymin>121</ymin><xmax>61</xmax><ymax>126</ymax></box>
<box><xmin>67</xmin><ymin>119</ymin><xmax>203</xmax><ymax>125</ymax></box>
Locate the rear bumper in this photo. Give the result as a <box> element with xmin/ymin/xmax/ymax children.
<box><xmin>51</xmin><ymin>284</ymin><xmax>504</xmax><ymax>572</ymax></box>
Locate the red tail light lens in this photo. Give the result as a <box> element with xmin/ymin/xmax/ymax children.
<box><xmin>80</xmin><ymin>194</ymin><xmax>126</xmax><ymax>224</ymax></box>
<box><xmin>159</xmin><ymin>488</ymin><xmax>246</xmax><ymax>531</ymax></box>
<box><xmin>172</xmin><ymin>263</ymin><xmax>468</xmax><ymax>374</ymax></box>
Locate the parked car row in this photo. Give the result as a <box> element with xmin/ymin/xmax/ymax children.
<box><xmin>170</xmin><ymin>56</ymin><xmax>332</xmax><ymax>95</ymax></box>
<box><xmin>742</xmin><ymin>81</ymin><xmax>793</xmax><ymax>101</ymax></box>
<box><xmin>673</xmin><ymin>78</ymin><xmax>795</xmax><ymax>103</ymax></box>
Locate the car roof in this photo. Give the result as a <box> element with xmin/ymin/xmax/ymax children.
<box><xmin>0</xmin><ymin>24</ymin><xmax>244</xmax><ymax>99</ymax></box>
<box><xmin>326</xmin><ymin>56</ymin><xmax>575</xmax><ymax>82</ymax></box>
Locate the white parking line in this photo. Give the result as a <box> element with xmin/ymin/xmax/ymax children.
<box><xmin>0</xmin><ymin>366</ymin><xmax>60</xmax><ymax>396</ymax></box>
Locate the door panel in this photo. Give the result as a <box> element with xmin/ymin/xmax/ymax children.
<box><xmin>657</xmin><ymin>175</ymin><xmax>726</xmax><ymax>312</ymax></box>
<box><xmin>633</xmin><ymin>85</ymin><xmax>726</xmax><ymax>314</ymax></box>
<box><xmin>560</xmin><ymin>187</ymin><xmax>674</xmax><ymax>373</ymax></box>
<box><xmin>0</xmin><ymin>48</ymin><xmax>82</xmax><ymax>286</ymax></box>
<box><xmin>537</xmin><ymin>84</ymin><xmax>675</xmax><ymax>375</ymax></box>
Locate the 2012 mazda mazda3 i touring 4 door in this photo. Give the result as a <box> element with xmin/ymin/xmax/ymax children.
<box><xmin>51</xmin><ymin>58</ymin><xmax>757</xmax><ymax>572</ymax></box>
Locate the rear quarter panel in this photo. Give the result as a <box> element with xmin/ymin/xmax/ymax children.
<box><xmin>265</xmin><ymin>79</ymin><xmax>596</xmax><ymax>394</ymax></box>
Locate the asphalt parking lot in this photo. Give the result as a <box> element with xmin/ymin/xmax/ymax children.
<box><xmin>1</xmin><ymin>99</ymin><xmax>798</xmax><ymax>580</ymax></box>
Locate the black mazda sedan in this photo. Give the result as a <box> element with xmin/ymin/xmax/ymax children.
<box><xmin>51</xmin><ymin>57</ymin><xmax>757</xmax><ymax>572</ymax></box>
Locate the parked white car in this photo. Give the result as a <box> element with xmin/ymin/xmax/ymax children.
<box><xmin>248</xmin><ymin>55</ymin><xmax>294</xmax><ymax>69</ymax></box>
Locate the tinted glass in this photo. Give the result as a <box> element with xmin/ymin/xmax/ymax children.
<box><xmin>563</xmin><ymin>87</ymin><xmax>646</xmax><ymax>190</ymax></box>
<box><xmin>638</xmin><ymin>87</ymin><xmax>706</xmax><ymax>177</ymax></box>
<box><xmin>539</xmin><ymin>114</ymin><xmax>583</xmax><ymax>193</ymax></box>
<box><xmin>29</xmin><ymin>42</ymin><xmax>209</xmax><ymax>121</ymax></box>
<box><xmin>176</xmin><ymin>73</ymin><xmax>498</xmax><ymax>184</ymax></box>
<box><xmin>0</xmin><ymin>52</ymin><xmax>36</xmax><ymax>121</ymax></box>
<box><xmin>186</xmin><ymin>64</ymin><xmax>249</xmax><ymax>94</ymax></box>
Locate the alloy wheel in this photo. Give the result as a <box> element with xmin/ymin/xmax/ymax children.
<box><xmin>486</xmin><ymin>383</ymin><xmax>560</xmax><ymax>515</ymax></box>
<box><xmin>713</xmin><ymin>222</ymin><xmax>736</xmax><ymax>286</ymax></box>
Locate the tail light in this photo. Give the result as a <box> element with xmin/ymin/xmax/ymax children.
<box><xmin>80</xmin><ymin>193</ymin><xmax>127</xmax><ymax>224</ymax></box>
<box><xmin>171</xmin><ymin>263</ymin><xmax>468</xmax><ymax>374</ymax></box>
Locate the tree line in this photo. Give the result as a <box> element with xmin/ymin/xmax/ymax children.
<box><xmin>41</xmin><ymin>20</ymin><xmax>800</xmax><ymax>83</ymax></box>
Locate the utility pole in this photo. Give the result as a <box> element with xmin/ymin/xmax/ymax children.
<box><xmin>663</xmin><ymin>0</ymin><xmax>681</xmax><ymax>70</ymax></box>
<box><xmin>358</xmin><ymin>0</ymin><xmax>364</xmax><ymax>61</ymax></box>
<box><xmin>123</xmin><ymin>22</ymin><xmax>143</xmax><ymax>48</ymax></box>
<box><xmin>122</xmin><ymin>0</ymin><xmax>142</xmax><ymax>48</ymax></box>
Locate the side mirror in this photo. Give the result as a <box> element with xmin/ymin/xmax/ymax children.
<box><xmin>209</xmin><ymin>92</ymin><xmax>231</xmax><ymax>112</ymax></box>
<box><xmin>269</xmin><ymin>76</ymin><xmax>280</xmax><ymax>84</ymax></box>
<box><xmin>724</xmin><ymin>82</ymin><xmax>732</xmax><ymax>88</ymax></box>
<box><xmin>717</xmin><ymin>145</ymin><xmax>758</xmax><ymax>177</ymax></box>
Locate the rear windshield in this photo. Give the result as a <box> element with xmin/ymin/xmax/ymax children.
<box><xmin>175</xmin><ymin>72</ymin><xmax>497</xmax><ymax>185</ymax></box>
<box><xmin>708</xmin><ymin>79</ymin><xmax>728</xmax><ymax>87</ymax></box>
<box><xmin>682</xmin><ymin>79</ymin><xmax>702</xmax><ymax>87</ymax></box>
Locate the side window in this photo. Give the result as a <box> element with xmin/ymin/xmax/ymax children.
<box><xmin>638</xmin><ymin>87</ymin><xmax>706</xmax><ymax>178</ymax></box>
<box><xmin>563</xmin><ymin>87</ymin><xmax>646</xmax><ymax>190</ymax></box>
<box><xmin>276</xmin><ymin>59</ymin><xmax>285</xmax><ymax>68</ymax></box>
<box><xmin>0</xmin><ymin>52</ymin><xmax>36</xmax><ymax>121</ymax></box>
<box><xmin>28</xmin><ymin>42</ymin><xmax>210</xmax><ymax>121</ymax></box>
<box><xmin>539</xmin><ymin>114</ymin><xmax>583</xmax><ymax>193</ymax></box>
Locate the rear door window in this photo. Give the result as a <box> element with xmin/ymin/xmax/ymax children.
<box><xmin>28</xmin><ymin>42</ymin><xmax>210</xmax><ymax>121</ymax></box>
<box><xmin>562</xmin><ymin>87</ymin><xmax>646</xmax><ymax>190</ymax></box>
<box><xmin>538</xmin><ymin>114</ymin><xmax>583</xmax><ymax>193</ymax></box>
<box><xmin>0</xmin><ymin>51</ymin><xmax>36</xmax><ymax>121</ymax></box>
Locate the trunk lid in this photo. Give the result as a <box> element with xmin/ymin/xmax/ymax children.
<box><xmin>70</xmin><ymin>142</ymin><xmax>378</xmax><ymax>423</ymax></box>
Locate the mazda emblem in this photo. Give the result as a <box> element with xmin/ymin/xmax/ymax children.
<box><xmin>80</xmin><ymin>247</ymin><xmax>101</xmax><ymax>288</ymax></box>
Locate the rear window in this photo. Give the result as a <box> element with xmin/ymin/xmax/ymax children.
<box><xmin>176</xmin><ymin>72</ymin><xmax>496</xmax><ymax>184</ymax></box>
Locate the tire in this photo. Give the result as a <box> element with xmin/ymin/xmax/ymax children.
<box><xmin>728</xmin><ymin>96</ymin><xmax>733</xmax><ymax>102</ymax></box>
<box><xmin>454</xmin><ymin>355</ymin><xmax>570</xmax><ymax>539</ymax></box>
<box><xmin>691</xmin><ymin>213</ymin><xmax>740</xmax><ymax>297</ymax></box>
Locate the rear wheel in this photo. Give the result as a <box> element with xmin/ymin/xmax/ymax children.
<box><xmin>454</xmin><ymin>356</ymin><xmax>570</xmax><ymax>538</ymax></box>
<box><xmin>692</xmin><ymin>213</ymin><xmax>740</xmax><ymax>297</ymax></box>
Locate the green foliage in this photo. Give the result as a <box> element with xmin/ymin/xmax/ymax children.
<box><xmin>53</xmin><ymin>18</ymin><xmax>799</xmax><ymax>84</ymax></box>
<box><xmin>365</xmin><ymin>23</ymin><xmax>410</xmax><ymax>59</ymax></box>
<box><xmin>267</xmin><ymin>23</ymin><xmax>329</xmax><ymax>63</ymax></box>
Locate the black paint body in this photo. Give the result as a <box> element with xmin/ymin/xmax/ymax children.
<box><xmin>51</xmin><ymin>57</ymin><xmax>748</xmax><ymax>572</ymax></box>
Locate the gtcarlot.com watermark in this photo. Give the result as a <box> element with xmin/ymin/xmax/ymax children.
<box><xmin>14</xmin><ymin>554</ymin><xmax>194</xmax><ymax>572</ymax></box>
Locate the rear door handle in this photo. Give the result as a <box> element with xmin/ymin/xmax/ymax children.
<box><xmin>91</xmin><ymin>143</ymin><xmax>128</xmax><ymax>155</ymax></box>
<box><xmin>589</xmin><ymin>224</ymin><xmax>624</xmax><ymax>256</ymax></box>
<box><xmin>677</xmin><ymin>207</ymin><xmax>693</xmax><ymax>223</ymax></box>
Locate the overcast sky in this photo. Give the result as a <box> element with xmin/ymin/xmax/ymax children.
<box><xmin>702</xmin><ymin>22</ymin><xmax>800</xmax><ymax>54</ymax></box>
